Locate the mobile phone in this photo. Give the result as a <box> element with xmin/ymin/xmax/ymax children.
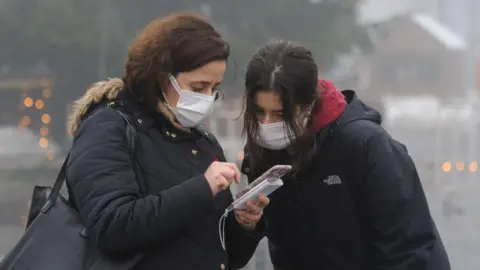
<box><xmin>232</xmin><ymin>178</ymin><xmax>284</xmax><ymax>210</ymax></box>
<box><xmin>235</xmin><ymin>164</ymin><xmax>292</xmax><ymax>199</ymax></box>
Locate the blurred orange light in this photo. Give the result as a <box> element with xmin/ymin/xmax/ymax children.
<box><xmin>39</xmin><ymin>137</ymin><xmax>48</xmax><ymax>148</ymax></box>
<box><xmin>41</xmin><ymin>114</ymin><xmax>51</xmax><ymax>124</ymax></box>
<box><xmin>469</xmin><ymin>161</ymin><xmax>478</xmax><ymax>172</ymax></box>
<box><xmin>40</xmin><ymin>126</ymin><xmax>49</xmax><ymax>137</ymax></box>
<box><xmin>35</xmin><ymin>100</ymin><xmax>44</xmax><ymax>109</ymax></box>
<box><xmin>455</xmin><ymin>161</ymin><xmax>465</xmax><ymax>171</ymax></box>
<box><xmin>23</xmin><ymin>97</ymin><xmax>33</xmax><ymax>107</ymax></box>
<box><xmin>442</xmin><ymin>162</ymin><xmax>452</xmax><ymax>172</ymax></box>
<box><xmin>43</xmin><ymin>88</ymin><xmax>52</xmax><ymax>98</ymax></box>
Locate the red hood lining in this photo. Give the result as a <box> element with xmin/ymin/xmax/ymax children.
<box><xmin>306</xmin><ymin>80</ymin><xmax>346</xmax><ymax>135</ymax></box>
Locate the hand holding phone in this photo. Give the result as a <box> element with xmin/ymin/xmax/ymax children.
<box><xmin>233</xmin><ymin>193</ymin><xmax>270</xmax><ymax>227</ymax></box>
<box><xmin>232</xmin><ymin>165</ymin><xmax>292</xmax><ymax>209</ymax></box>
<box><xmin>218</xmin><ymin>165</ymin><xmax>291</xmax><ymax>250</ymax></box>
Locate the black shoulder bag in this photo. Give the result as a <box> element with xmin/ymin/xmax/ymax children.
<box><xmin>0</xmin><ymin>108</ymin><xmax>143</xmax><ymax>270</ymax></box>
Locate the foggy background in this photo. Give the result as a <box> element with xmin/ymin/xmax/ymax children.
<box><xmin>0</xmin><ymin>0</ymin><xmax>479</xmax><ymax>269</ymax></box>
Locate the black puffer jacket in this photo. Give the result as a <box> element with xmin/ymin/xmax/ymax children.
<box><xmin>66</xmin><ymin>81</ymin><xmax>262</xmax><ymax>270</ymax></box>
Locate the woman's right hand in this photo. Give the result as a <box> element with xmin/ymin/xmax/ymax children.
<box><xmin>204</xmin><ymin>161</ymin><xmax>241</xmax><ymax>196</ymax></box>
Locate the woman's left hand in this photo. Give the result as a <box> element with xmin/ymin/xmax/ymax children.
<box><xmin>234</xmin><ymin>194</ymin><xmax>270</xmax><ymax>229</ymax></box>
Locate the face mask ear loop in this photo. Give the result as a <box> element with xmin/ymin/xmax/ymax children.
<box><xmin>161</xmin><ymin>90</ymin><xmax>172</xmax><ymax>108</ymax></box>
<box><xmin>168</xmin><ymin>74</ymin><xmax>183</xmax><ymax>95</ymax></box>
<box><xmin>218</xmin><ymin>205</ymin><xmax>234</xmax><ymax>250</ymax></box>
<box><xmin>165</xmin><ymin>74</ymin><xmax>184</xmax><ymax>108</ymax></box>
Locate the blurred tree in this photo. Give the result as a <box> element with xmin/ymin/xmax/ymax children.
<box><xmin>0</xmin><ymin>0</ymin><xmax>98</xmax><ymax>72</ymax></box>
<box><xmin>0</xmin><ymin>0</ymin><xmax>369</xmax><ymax>141</ymax></box>
<box><xmin>0</xmin><ymin>0</ymin><xmax>116</xmax><ymax>142</ymax></box>
<box><xmin>112</xmin><ymin>0</ymin><xmax>370</xmax><ymax>95</ymax></box>
<box><xmin>208</xmin><ymin>0</ymin><xmax>370</xmax><ymax>93</ymax></box>
<box><xmin>0</xmin><ymin>0</ymin><xmax>368</xmax><ymax>92</ymax></box>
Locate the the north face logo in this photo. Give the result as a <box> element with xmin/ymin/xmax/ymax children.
<box><xmin>323</xmin><ymin>175</ymin><xmax>342</xmax><ymax>185</ymax></box>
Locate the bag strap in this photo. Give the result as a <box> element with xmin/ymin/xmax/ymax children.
<box><xmin>114</xmin><ymin>109</ymin><xmax>138</xmax><ymax>160</ymax></box>
<box><xmin>44</xmin><ymin>153</ymin><xmax>70</xmax><ymax>212</ymax></box>
<box><xmin>43</xmin><ymin>108</ymin><xmax>138</xmax><ymax>213</ymax></box>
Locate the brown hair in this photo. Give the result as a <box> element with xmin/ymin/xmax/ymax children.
<box><xmin>123</xmin><ymin>12</ymin><xmax>230</xmax><ymax>111</ymax></box>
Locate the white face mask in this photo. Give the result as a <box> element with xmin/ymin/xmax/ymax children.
<box><xmin>166</xmin><ymin>74</ymin><xmax>215</xmax><ymax>127</ymax></box>
<box><xmin>256</xmin><ymin>121</ymin><xmax>293</xmax><ymax>150</ymax></box>
<box><xmin>254</xmin><ymin>104</ymin><xmax>315</xmax><ymax>150</ymax></box>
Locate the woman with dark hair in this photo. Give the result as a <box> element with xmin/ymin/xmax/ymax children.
<box><xmin>240</xmin><ymin>40</ymin><xmax>451</xmax><ymax>270</ymax></box>
<box><xmin>66</xmin><ymin>12</ymin><xmax>268</xmax><ymax>270</ymax></box>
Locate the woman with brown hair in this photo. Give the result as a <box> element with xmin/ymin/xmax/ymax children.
<box><xmin>65</xmin><ymin>12</ymin><xmax>268</xmax><ymax>270</ymax></box>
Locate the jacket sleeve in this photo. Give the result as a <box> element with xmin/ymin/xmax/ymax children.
<box><xmin>66</xmin><ymin>108</ymin><xmax>216</xmax><ymax>256</ymax></box>
<box><xmin>363</xmin><ymin>131</ymin><xmax>442</xmax><ymax>270</ymax></box>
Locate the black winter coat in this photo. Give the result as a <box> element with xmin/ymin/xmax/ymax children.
<box><xmin>66</xmin><ymin>94</ymin><xmax>262</xmax><ymax>270</ymax></box>
<box><xmin>241</xmin><ymin>90</ymin><xmax>450</xmax><ymax>270</ymax></box>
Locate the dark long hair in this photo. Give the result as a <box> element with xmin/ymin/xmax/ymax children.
<box><xmin>122</xmin><ymin>12</ymin><xmax>230</xmax><ymax>112</ymax></box>
<box><xmin>242</xmin><ymin>40</ymin><xmax>320</xmax><ymax>168</ymax></box>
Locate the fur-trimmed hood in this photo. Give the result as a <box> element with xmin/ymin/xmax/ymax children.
<box><xmin>68</xmin><ymin>78</ymin><xmax>181</xmax><ymax>136</ymax></box>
